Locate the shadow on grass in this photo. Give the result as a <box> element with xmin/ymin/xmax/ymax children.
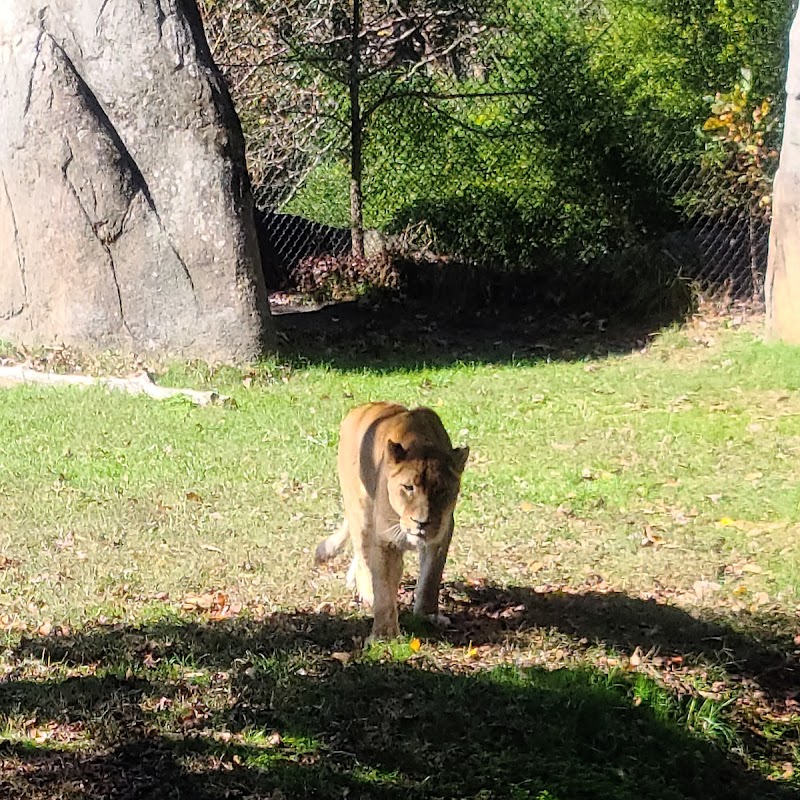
<box><xmin>272</xmin><ymin>293</ymin><xmax>688</xmax><ymax>372</ymax></box>
<box><xmin>436</xmin><ymin>584</ymin><xmax>800</xmax><ymax>699</ymax></box>
<box><xmin>2</xmin><ymin>594</ymin><xmax>797</xmax><ymax>799</ymax></box>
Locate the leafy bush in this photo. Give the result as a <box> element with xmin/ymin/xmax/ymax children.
<box><xmin>698</xmin><ymin>69</ymin><xmax>780</xmax><ymax>219</ymax></box>
<box><xmin>289</xmin><ymin>253</ymin><xmax>400</xmax><ymax>301</ymax></box>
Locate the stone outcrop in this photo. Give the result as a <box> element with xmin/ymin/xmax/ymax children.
<box><xmin>0</xmin><ymin>1</ymin><xmax>274</xmax><ymax>359</ymax></box>
<box><xmin>766</xmin><ymin>5</ymin><xmax>800</xmax><ymax>343</ymax></box>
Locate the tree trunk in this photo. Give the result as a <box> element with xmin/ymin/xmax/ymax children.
<box><xmin>0</xmin><ymin>1</ymin><xmax>274</xmax><ymax>360</ymax></box>
<box><xmin>349</xmin><ymin>0</ymin><xmax>365</xmax><ymax>259</ymax></box>
<box><xmin>766</xmin><ymin>4</ymin><xmax>800</xmax><ymax>342</ymax></box>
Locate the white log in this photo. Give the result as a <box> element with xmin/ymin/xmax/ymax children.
<box><xmin>0</xmin><ymin>366</ymin><xmax>228</xmax><ymax>406</ymax></box>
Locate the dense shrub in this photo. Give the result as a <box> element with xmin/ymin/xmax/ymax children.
<box><xmin>289</xmin><ymin>254</ymin><xmax>400</xmax><ymax>302</ymax></box>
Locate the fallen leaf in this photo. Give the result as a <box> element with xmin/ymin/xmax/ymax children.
<box><xmin>519</xmin><ymin>501</ymin><xmax>534</xmax><ymax>513</ymax></box>
<box><xmin>185</xmin><ymin>491</ymin><xmax>204</xmax><ymax>503</ymax></box>
<box><xmin>718</xmin><ymin>517</ymin><xmax>735</xmax><ymax>526</ymax></box>
<box><xmin>752</xmin><ymin>591</ymin><xmax>770</xmax><ymax>607</ymax></box>
<box><xmin>640</xmin><ymin>526</ymin><xmax>663</xmax><ymax>547</ymax></box>
<box><xmin>37</xmin><ymin>621</ymin><xmax>53</xmax><ymax>636</ymax></box>
<box><xmin>409</xmin><ymin>637</ymin><xmax>422</xmax><ymax>653</ymax></box>
<box><xmin>154</xmin><ymin>696</ymin><xmax>171</xmax><ymax>712</ymax></box>
<box><xmin>741</xmin><ymin>563</ymin><xmax>763</xmax><ymax>573</ymax></box>
<box><xmin>331</xmin><ymin>651</ymin><xmax>352</xmax><ymax>665</ymax></box>
<box><xmin>693</xmin><ymin>580</ymin><xmax>721</xmax><ymax>600</ymax></box>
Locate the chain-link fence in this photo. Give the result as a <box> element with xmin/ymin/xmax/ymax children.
<box><xmin>201</xmin><ymin>0</ymin><xmax>789</xmax><ymax>302</ymax></box>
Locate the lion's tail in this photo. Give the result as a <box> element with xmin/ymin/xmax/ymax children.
<box><xmin>314</xmin><ymin>519</ymin><xmax>350</xmax><ymax>564</ymax></box>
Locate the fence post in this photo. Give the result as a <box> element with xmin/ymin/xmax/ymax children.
<box><xmin>349</xmin><ymin>0</ymin><xmax>365</xmax><ymax>259</ymax></box>
<box><xmin>766</xmin><ymin>5</ymin><xmax>800</xmax><ymax>341</ymax></box>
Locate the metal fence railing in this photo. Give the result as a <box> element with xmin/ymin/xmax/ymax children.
<box><xmin>200</xmin><ymin>0</ymin><xmax>789</xmax><ymax>301</ymax></box>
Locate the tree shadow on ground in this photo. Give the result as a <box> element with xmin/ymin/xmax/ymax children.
<box><xmin>434</xmin><ymin>583</ymin><xmax>800</xmax><ymax>700</ymax></box>
<box><xmin>272</xmin><ymin>290</ymin><xmax>689</xmax><ymax>372</ymax></box>
<box><xmin>2</xmin><ymin>591</ymin><xmax>797</xmax><ymax>799</ymax></box>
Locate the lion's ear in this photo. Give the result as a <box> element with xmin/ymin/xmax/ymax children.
<box><xmin>451</xmin><ymin>446</ymin><xmax>469</xmax><ymax>473</ymax></box>
<box><xmin>387</xmin><ymin>440</ymin><xmax>407</xmax><ymax>463</ymax></box>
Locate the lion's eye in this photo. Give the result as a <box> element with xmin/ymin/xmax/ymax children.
<box><xmin>402</xmin><ymin>484</ymin><xmax>414</xmax><ymax>492</ymax></box>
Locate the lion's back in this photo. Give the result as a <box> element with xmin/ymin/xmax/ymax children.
<box><xmin>338</xmin><ymin>402</ymin><xmax>454</xmax><ymax>498</ymax></box>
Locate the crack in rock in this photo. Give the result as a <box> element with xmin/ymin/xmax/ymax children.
<box><xmin>22</xmin><ymin>25</ymin><xmax>45</xmax><ymax>118</ymax></box>
<box><xmin>46</xmin><ymin>31</ymin><xmax>197</xmax><ymax>297</ymax></box>
<box><xmin>61</xmin><ymin>141</ymin><xmax>133</xmax><ymax>338</ymax></box>
<box><xmin>0</xmin><ymin>167</ymin><xmax>29</xmax><ymax>320</ymax></box>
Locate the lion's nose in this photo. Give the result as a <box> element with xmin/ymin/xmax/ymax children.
<box><xmin>411</xmin><ymin>518</ymin><xmax>429</xmax><ymax>530</ymax></box>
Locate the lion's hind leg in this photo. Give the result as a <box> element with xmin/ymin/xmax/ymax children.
<box><xmin>347</xmin><ymin>551</ymin><xmax>374</xmax><ymax>607</ymax></box>
<box><xmin>341</xmin><ymin>495</ymin><xmax>374</xmax><ymax>607</ymax></box>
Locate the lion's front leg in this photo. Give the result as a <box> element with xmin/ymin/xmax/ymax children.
<box><xmin>368</xmin><ymin>544</ymin><xmax>404</xmax><ymax>640</ymax></box>
<box><xmin>414</xmin><ymin>516</ymin><xmax>453</xmax><ymax>624</ymax></box>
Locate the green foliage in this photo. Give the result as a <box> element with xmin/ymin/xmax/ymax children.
<box><xmin>285</xmin><ymin>0</ymin><xmax>791</xmax><ymax>272</ymax></box>
<box><xmin>283</xmin><ymin>160</ymin><xmax>351</xmax><ymax>227</ymax></box>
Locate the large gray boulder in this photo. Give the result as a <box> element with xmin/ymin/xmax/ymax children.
<box><xmin>0</xmin><ymin>1</ymin><xmax>274</xmax><ymax>360</ymax></box>
<box><xmin>766</xmin><ymin>5</ymin><xmax>800</xmax><ymax>343</ymax></box>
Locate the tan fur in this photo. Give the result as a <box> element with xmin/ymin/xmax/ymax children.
<box><xmin>315</xmin><ymin>402</ymin><xmax>469</xmax><ymax>640</ymax></box>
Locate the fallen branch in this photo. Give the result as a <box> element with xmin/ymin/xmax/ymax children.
<box><xmin>0</xmin><ymin>366</ymin><xmax>229</xmax><ymax>406</ymax></box>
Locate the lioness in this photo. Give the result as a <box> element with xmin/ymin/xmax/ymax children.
<box><xmin>315</xmin><ymin>402</ymin><xmax>469</xmax><ymax>640</ymax></box>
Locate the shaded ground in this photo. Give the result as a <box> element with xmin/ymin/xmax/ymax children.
<box><xmin>270</xmin><ymin>293</ymin><xmax>684</xmax><ymax>369</ymax></box>
<box><xmin>1</xmin><ymin>587</ymin><xmax>798</xmax><ymax>800</ymax></box>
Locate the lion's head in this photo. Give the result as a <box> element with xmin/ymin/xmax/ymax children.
<box><xmin>384</xmin><ymin>439</ymin><xmax>469</xmax><ymax>548</ymax></box>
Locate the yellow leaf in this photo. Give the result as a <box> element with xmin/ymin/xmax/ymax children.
<box><xmin>519</xmin><ymin>501</ymin><xmax>534</xmax><ymax>513</ymax></box>
<box><xmin>409</xmin><ymin>637</ymin><xmax>422</xmax><ymax>652</ymax></box>
<box><xmin>718</xmin><ymin>517</ymin><xmax>735</xmax><ymax>526</ymax></box>
<box><xmin>703</xmin><ymin>117</ymin><xmax>728</xmax><ymax>130</ymax></box>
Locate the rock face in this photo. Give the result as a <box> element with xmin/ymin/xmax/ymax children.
<box><xmin>0</xmin><ymin>1</ymin><xmax>274</xmax><ymax>360</ymax></box>
<box><xmin>766</xmin><ymin>5</ymin><xmax>800</xmax><ymax>343</ymax></box>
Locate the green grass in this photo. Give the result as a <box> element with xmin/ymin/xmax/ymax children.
<box><xmin>0</xmin><ymin>314</ymin><xmax>799</xmax><ymax>797</ymax></box>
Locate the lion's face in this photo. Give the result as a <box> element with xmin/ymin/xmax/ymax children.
<box><xmin>385</xmin><ymin>440</ymin><xmax>469</xmax><ymax>549</ymax></box>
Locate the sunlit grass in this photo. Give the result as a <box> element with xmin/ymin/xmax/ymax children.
<box><xmin>0</xmin><ymin>316</ymin><xmax>799</xmax><ymax>796</ymax></box>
